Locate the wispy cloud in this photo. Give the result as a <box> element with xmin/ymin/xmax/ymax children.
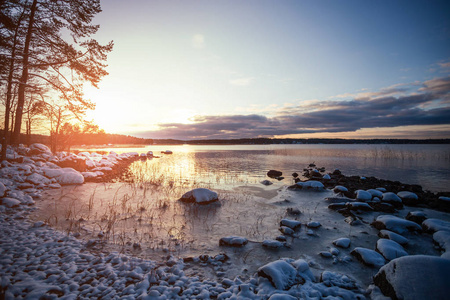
<box><xmin>191</xmin><ymin>34</ymin><xmax>205</xmax><ymax>49</ymax></box>
<box><xmin>229</xmin><ymin>77</ymin><xmax>254</xmax><ymax>86</ymax></box>
<box><xmin>135</xmin><ymin>76</ymin><xmax>450</xmax><ymax>140</ymax></box>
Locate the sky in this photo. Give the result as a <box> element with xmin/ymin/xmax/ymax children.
<box><xmin>83</xmin><ymin>0</ymin><xmax>450</xmax><ymax>140</ymax></box>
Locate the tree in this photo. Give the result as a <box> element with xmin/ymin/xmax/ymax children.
<box><xmin>0</xmin><ymin>0</ymin><xmax>113</xmax><ymax>159</ymax></box>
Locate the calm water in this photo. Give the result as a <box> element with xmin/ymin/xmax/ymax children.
<box><xmin>77</xmin><ymin>144</ymin><xmax>450</xmax><ymax>192</ymax></box>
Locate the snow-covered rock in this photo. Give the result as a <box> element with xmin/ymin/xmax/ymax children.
<box><xmin>179</xmin><ymin>188</ymin><xmax>218</xmax><ymax>204</ymax></box>
<box><xmin>257</xmin><ymin>260</ymin><xmax>297</xmax><ymax>290</ymax></box>
<box><xmin>306</xmin><ymin>221</ymin><xmax>321</xmax><ymax>228</ymax></box>
<box><xmin>280</xmin><ymin>219</ymin><xmax>302</xmax><ymax>230</ymax></box>
<box><xmin>405</xmin><ymin>211</ymin><xmax>427</xmax><ymax>224</ymax></box>
<box><xmin>26</xmin><ymin>173</ymin><xmax>52</xmax><ymax>185</ymax></box>
<box><xmin>376</xmin><ymin>239</ymin><xmax>408</xmax><ymax>261</ymax></box>
<box><xmin>355</xmin><ymin>190</ymin><xmax>372</xmax><ymax>201</ymax></box>
<box><xmin>372</xmin><ymin>215</ymin><xmax>422</xmax><ymax>234</ymax></box>
<box><xmin>0</xmin><ymin>197</ymin><xmax>21</xmax><ymax>208</ymax></box>
<box><xmin>378</xmin><ymin>230</ymin><xmax>409</xmax><ymax>246</ymax></box>
<box><xmin>260</xmin><ymin>180</ymin><xmax>273</xmax><ymax>186</ymax></box>
<box><xmin>219</xmin><ymin>236</ymin><xmax>248</xmax><ymax>247</ymax></box>
<box><xmin>422</xmin><ymin>218</ymin><xmax>450</xmax><ymax>233</ymax></box>
<box><xmin>42</xmin><ymin>167</ymin><xmax>84</xmax><ymax>185</ymax></box>
<box><xmin>28</xmin><ymin>143</ymin><xmax>51</xmax><ymax>155</ymax></box>
<box><xmin>333</xmin><ymin>185</ymin><xmax>348</xmax><ymax>193</ymax></box>
<box><xmin>397</xmin><ymin>191</ymin><xmax>419</xmax><ymax>205</ymax></box>
<box><xmin>333</xmin><ymin>238</ymin><xmax>351</xmax><ymax>249</ymax></box>
<box><xmin>351</xmin><ymin>247</ymin><xmax>386</xmax><ymax>268</ymax></box>
<box><xmin>367</xmin><ymin>189</ymin><xmax>383</xmax><ymax>198</ymax></box>
<box><xmin>433</xmin><ymin>231</ymin><xmax>450</xmax><ymax>256</ymax></box>
<box><xmin>0</xmin><ymin>182</ymin><xmax>6</xmax><ymax>197</ymax></box>
<box><xmin>381</xmin><ymin>192</ymin><xmax>403</xmax><ymax>208</ymax></box>
<box><xmin>294</xmin><ymin>180</ymin><xmax>324</xmax><ymax>190</ymax></box>
<box><xmin>374</xmin><ymin>255</ymin><xmax>450</xmax><ymax>300</ymax></box>
<box><xmin>346</xmin><ymin>202</ymin><xmax>373</xmax><ymax>211</ymax></box>
<box><xmin>262</xmin><ymin>240</ymin><xmax>286</xmax><ymax>249</ymax></box>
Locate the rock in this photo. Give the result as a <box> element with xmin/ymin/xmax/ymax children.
<box><xmin>422</xmin><ymin>218</ymin><xmax>450</xmax><ymax>233</ymax></box>
<box><xmin>371</xmin><ymin>215</ymin><xmax>422</xmax><ymax>234</ymax></box>
<box><xmin>374</xmin><ymin>255</ymin><xmax>450</xmax><ymax>300</ymax></box>
<box><xmin>433</xmin><ymin>231</ymin><xmax>450</xmax><ymax>256</ymax></box>
<box><xmin>161</xmin><ymin>150</ymin><xmax>173</xmax><ymax>154</ymax></box>
<box><xmin>262</xmin><ymin>240</ymin><xmax>286</xmax><ymax>249</ymax></box>
<box><xmin>351</xmin><ymin>247</ymin><xmax>386</xmax><ymax>268</ymax></box>
<box><xmin>437</xmin><ymin>196</ymin><xmax>450</xmax><ymax>212</ymax></box>
<box><xmin>0</xmin><ymin>182</ymin><xmax>6</xmax><ymax>197</ymax></box>
<box><xmin>0</xmin><ymin>197</ymin><xmax>21</xmax><ymax>208</ymax></box>
<box><xmin>42</xmin><ymin>167</ymin><xmax>84</xmax><ymax>185</ymax></box>
<box><xmin>219</xmin><ymin>236</ymin><xmax>248</xmax><ymax>247</ymax></box>
<box><xmin>378</xmin><ymin>230</ymin><xmax>409</xmax><ymax>246</ymax></box>
<box><xmin>257</xmin><ymin>260</ymin><xmax>297</xmax><ymax>290</ymax></box>
<box><xmin>292</xmin><ymin>172</ymin><xmax>299</xmax><ymax>178</ymax></box>
<box><xmin>267</xmin><ymin>170</ymin><xmax>282</xmax><ymax>178</ymax></box>
<box><xmin>346</xmin><ymin>202</ymin><xmax>373</xmax><ymax>211</ymax></box>
<box><xmin>279</xmin><ymin>226</ymin><xmax>295</xmax><ymax>236</ymax></box>
<box><xmin>382</xmin><ymin>192</ymin><xmax>403</xmax><ymax>209</ymax></box>
<box><xmin>397</xmin><ymin>191</ymin><xmax>419</xmax><ymax>206</ymax></box>
<box><xmin>179</xmin><ymin>188</ymin><xmax>218</xmax><ymax>204</ymax></box>
<box><xmin>367</xmin><ymin>189</ymin><xmax>383</xmax><ymax>198</ymax></box>
<box><xmin>320</xmin><ymin>271</ymin><xmax>360</xmax><ymax>290</ymax></box>
<box><xmin>323</xmin><ymin>174</ymin><xmax>331</xmax><ymax>180</ymax></box>
<box><xmin>405</xmin><ymin>211</ymin><xmax>427</xmax><ymax>224</ymax></box>
<box><xmin>333</xmin><ymin>185</ymin><xmax>348</xmax><ymax>193</ymax></box>
<box><xmin>28</xmin><ymin>143</ymin><xmax>52</xmax><ymax>155</ymax></box>
<box><xmin>260</xmin><ymin>180</ymin><xmax>273</xmax><ymax>186</ymax></box>
<box><xmin>376</xmin><ymin>239</ymin><xmax>408</xmax><ymax>261</ymax></box>
<box><xmin>333</xmin><ymin>238</ymin><xmax>351</xmax><ymax>249</ymax></box>
<box><xmin>306</xmin><ymin>221</ymin><xmax>321</xmax><ymax>228</ymax></box>
<box><xmin>290</xmin><ymin>180</ymin><xmax>325</xmax><ymax>191</ymax></box>
<box><xmin>356</xmin><ymin>190</ymin><xmax>372</xmax><ymax>201</ymax></box>
<box><xmin>26</xmin><ymin>173</ymin><xmax>52</xmax><ymax>185</ymax></box>
<box><xmin>320</xmin><ymin>251</ymin><xmax>333</xmax><ymax>258</ymax></box>
<box><xmin>279</xmin><ymin>219</ymin><xmax>302</xmax><ymax>230</ymax></box>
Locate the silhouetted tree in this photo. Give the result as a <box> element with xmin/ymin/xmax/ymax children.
<box><xmin>0</xmin><ymin>0</ymin><xmax>112</xmax><ymax>158</ymax></box>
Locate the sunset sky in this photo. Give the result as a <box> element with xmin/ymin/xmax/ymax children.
<box><xmin>84</xmin><ymin>0</ymin><xmax>450</xmax><ymax>140</ymax></box>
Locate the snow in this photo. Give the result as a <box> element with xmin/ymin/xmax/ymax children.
<box><xmin>367</xmin><ymin>189</ymin><xmax>383</xmax><ymax>198</ymax></box>
<box><xmin>372</xmin><ymin>215</ymin><xmax>422</xmax><ymax>234</ymax></box>
<box><xmin>351</xmin><ymin>247</ymin><xmax>386</xmax><ymax>268</ymax></box>
<box><xmin>356</xmin><ymin>190</ymin><xmax>372</xmax><ymax>201</ymax></box>
<box><xmin>397</xmin><ymin>191</ymin><xmax>418</xmax><ymax>201</ymax></box>
<box><xmin>378</xmin><ymin>230</ymin><xmax>409</xmax><ymax>245</ymax></box>
<box><xmin>280</xmin><ymin>219</ymin><xmax>302</xmax><ymax>229</ymax></box>
<box><xmin>433</xmin><ymin>231</ymin><xmax>450</xmax><ymax>256</ymax></box>
<box><xmin>422</xmin><ymin>218</ymin><xmax>450</xmax><ymax>233</ymax></box>
<box><xmin>333</xmin><ymin>238</ymin><xmax>351</xmax><ymax>249</ymax></box>
<box><xmin>295</xmin><ymin>180</ymin><xmax>324</xmax><ymax>190</ymax></box>
<box><xmin>376</xmin><ymin>239</ymin><xmax>408</xmax><ymax>261</ymax></box>
<box><xmin>333</xmin><ymin>185</ymin><xmax>348</xmax><ymax>193</ymax></box>
<box><xmin>374</xmin><ymin>255</ymin><xmax>450</xmax><ymax>300</ymax></box>
<box><xmin>179</xmin><ymin>188</ymin><xmax>219</xmax><ymax>204</ymax></box>
<box><xmin>42</xmin><ymin>167</ymin><xmax>84</xmax><ymax>185</ymax></box>
<box><xmin>0</xmin><ymin>197</ymin><xmax>21</xmax><ymax>208</ymax></box>
<box><xmin>382</xmin><ymin>192</ymin><xmax>402</xmax><ymax>204</ymax></box>
<box><xmin>257</xmin><ymin>260</ymin><xmax>297</xmax><ymax>290</ymax></box>
<box><xmin>219</xmin><ymin>236</ymin><xmax>248</xmax><ymax>247</ymax></box>
<box><xmin>0</xmin><ymin>182</ymin><xmax>6</xmax><ymax>197</ymax></box>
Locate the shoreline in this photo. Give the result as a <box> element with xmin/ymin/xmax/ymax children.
<box><xmin>1</xmin><ymin>143</ymin><xmax>450</xmax><ymax>299</ymax></box>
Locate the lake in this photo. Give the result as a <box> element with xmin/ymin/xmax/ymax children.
<box><xmin>76</xmin><ymin>143</ymin><xmax>450</xmax><ymax>193</ymax></box>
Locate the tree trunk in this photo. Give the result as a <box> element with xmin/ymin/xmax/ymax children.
<box><xmin>1</xmin><ymin>6</ymin><xmax>26</xmax><ymax>160</ymax></box>
<box><xmin>12</xmin><ymin>0</ymin><xmax>38</xmax><ymax>146</ymax></box>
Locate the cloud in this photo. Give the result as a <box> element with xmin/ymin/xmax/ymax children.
<box><xmin>229</xmin><ymin>77</ymin><xmax>254</xmax><ymax>86</ymax></box>
<box><xmin>134</xmin><ymin>75</ymin><xmax>450</xmax><ymax>140</ymax></box>
<box><xmin>192</xmin><ymin>34</ymin><xmax>205</xmax><ymax>49</ymax></box>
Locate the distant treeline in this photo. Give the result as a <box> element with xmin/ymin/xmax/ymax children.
<box><xmin>8</xmin><ymin>133</ymin><xmax>153</xmax><ymax>146</ymax></box>
<box><xmin>154</xmin><ymin>138</ymin><xmax>450</xmax><ymax>145</ymax></box>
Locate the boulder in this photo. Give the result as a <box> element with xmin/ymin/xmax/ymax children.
<box><xmin>257</xmin><ymin>260</ymin><xmax>297</xmax><ymax>290</ymax></box>
<box><xmin>374</xmin><ymin>255</ymin><xmax>450</xmax><ymax>300</ymax></box>
<box><xmin>372</xmin><ymin>215</ymin><xmax>422</xmax><ymax>234</ymax></box>
<box><xmin>356</xmin><ymin>190</ymin><xmax>372</xmax><ymax>201</ymax></box>
<box><xmin>333</xmin><ymin>237</ymin><xmax>351</xmax><ymax>249</ymax></box>
<box><xmin>351</xmin><ymin>247</ymin><xmax>386</xmax><ymax>268</ymax></box>
<box><xmin>378</xmin><ymin>230</ymin><xmax>409</xmax><ymax>246</ymax></box>
<box><xmin>290</xmin><ymin>180</ymin><xmax>324</xmax><ymax>191</ymax></box>
<box><xmin>0</xmin><ymin>197</ymin><xmax>21</xmax><ymax>208</ymax></box>
<box><xmin>280</xmin><ymin>219</ymin><xmax>302</xmax><ymax>230</ymax></box>
<box><xmin>397</xmin><ymin>191</ymin><xmax>419</xmax><ymax>206</ymax></box>
<box><xmin>422</xmin><ymin>218</ymin><xmax>450</xmax><ymax>233</ymax></box>
<box><xmin>219</xmin><ymin>236</ymin><xmax>248</xmax><ymax>247</ymax></box>
<box><xmin>28</xmin><ymin>143</ymin><xmax>51</xmax><ymax>155</ymax></box>
<box><xmin>382</xmin><ymin>192</ymin><xmax>403</xmax><ymax>209</ymax></box>
<box><xmin>179</xmin><ymin>188</ymin><xmax>218</xmax><ymax>204</ymax></box>
<box><xmin>405</xmin><ymin>211</ymin><xmax>427</xmax><ymax>224</ymax></box>
<box><xmin>376</xmin><ymin>239</ymin><xmax>408</xmax><ymax>261</ymax></box>
<box><xmin>42</xmin><ymin>167</ymin><xmax>84</xmax><ymax>185</ymax></box>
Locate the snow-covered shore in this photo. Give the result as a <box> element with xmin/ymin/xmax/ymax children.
<box><xmin>1</xmin><ymin>144</ymin><xmax>450</xmax><ymax>299</ymax></box>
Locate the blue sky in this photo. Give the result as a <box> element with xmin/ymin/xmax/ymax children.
<box><xmin>84</xmin><ymin>0</ymin><xmax>450</xmax><ymax>139</ymax></box>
